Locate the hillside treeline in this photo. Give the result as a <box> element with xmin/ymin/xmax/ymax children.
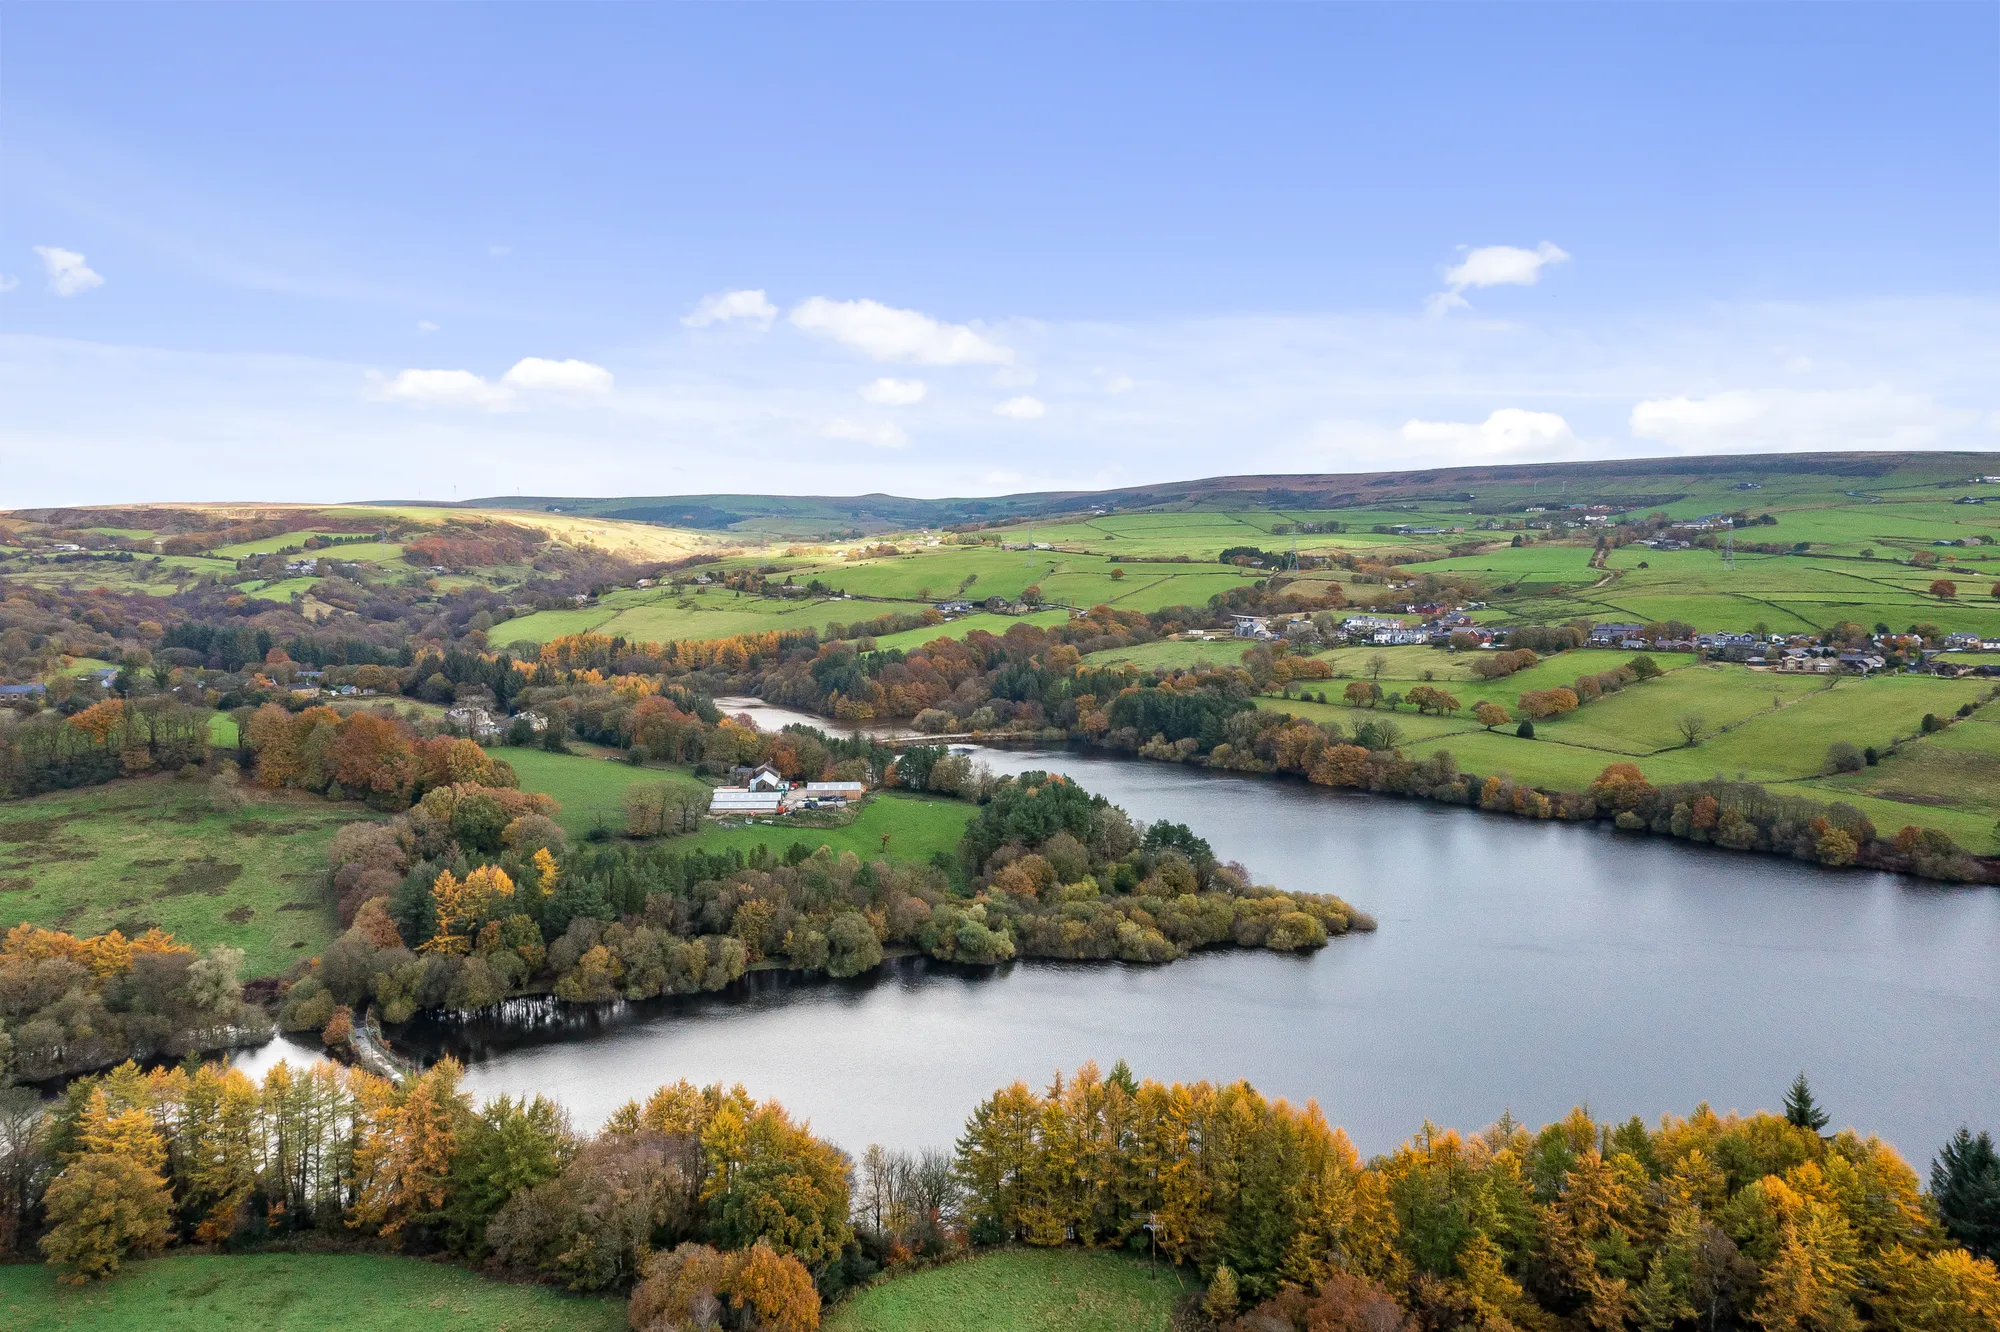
<box><xmin>955</xmin><ymin>1063</ymin><xmax>2000</xmax><ymax>1331</ymax></box>
<box><xmin>0</xmin><ymin>1056</ymin><xmax>852</xmax><ymax>1329</ymax></box>
<box><xmin>8</xmin><ymin>1055</ymin><xmax>1998</xmax><ymax>1332</ymax></box>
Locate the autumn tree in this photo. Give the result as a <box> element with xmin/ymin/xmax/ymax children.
<box><xmin>40</xmin><ymin>1088</ymin><xmax>173</xmax><ymax>1280</ymax></box>
<box><xmin>351</xmin><ymin>1057</ymin><xmax>470</xmax><ymax>1240</ymax></box>
<box><xmin>1473</xmin><ymin>700</ymin><xmax>1510</xmax><ymax>731</ymax></box>
<box><xmin>1932</xmin><ymin>578</ymin><xmax>1959</xmax><ymax>600</ymax></box>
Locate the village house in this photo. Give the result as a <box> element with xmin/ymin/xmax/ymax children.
<box><xmin>1775</xmin><ymin>652</ymin><xmax>1835</xmax><ymax>675</ymax></box>
<box><xmin>729</xmin><ymin>763</ymin><xmax>786</xmax><ymax>791</ymax></box>
<box><xmin>443</xmin><ymin>705</ymin><xmax>502</xmax><ymax>739</ymax></box>
<box><xmin>1232</xmin><ymin>615</ymin><xmax>1273</xmax><ymax>639</ymax></box>
<box><xmin>1588</xmin><ymin>623</ymin><xmax>1643</xmax><ymax>647</ymax></box>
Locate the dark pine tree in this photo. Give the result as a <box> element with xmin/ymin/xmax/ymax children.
<box><xmin>1932</xmin><ymin>1127</ymin><xmax>2000</xmax><ymax>1261</ymax></box>
<box><xmin>1783</xmin><ymin>1073</ymin><xmax>1830</xmax><ymax>1133</ymax></box>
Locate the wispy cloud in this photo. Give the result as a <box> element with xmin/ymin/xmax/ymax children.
<box><xmin>683</xmin><ymin>289</ymin><xmax>777</xmax><ymax>328</ymax></box>
<box><xmin>1631</xmin><ymin>387</ymin><xmax>1975</xmax><ymax>451</ymax></box>
<box><xmin>791</xmin><ymin>296</ymin><xmax>1013</xmax><ymax>365</ymax></box>
<box><xmin>825</xmin><ymin>417</ymin><xmax>909</xmax><ymax>448</ymax></box>
<box><xmin>5</xmin><ymin>295</ymin><xmax>1993</xmax><ymax>504</ymax></box>
<box><xmin>35</xmin><ymin>246</ymin><xmax>104</xmax><ymax>296</ymax></box>
<box><xmin>859</xmin><ymin>377</ymin><xmax>927</xmax><ymax>405</ymax></box>
<box><xmin>370</xmin><ymin>356</ymin><xmax>613</xmax><ymax>410</ymax></box>
<box><xmin>993</xmin><ymin>395</ymin><xmax>1046</xmax><ymax>420</ymax></box>
<box><xmin>372</xmin><ymin>367</ymin><xmax>516</xmax><ymax>411</ymax></box>
<box><xmin>1401</xmin><ymin>408</ymin><xmax>1579</xmax><ymax>456</ymax></box>
<box><xmin>502</xmin><ymin>357</ymin><xmax>614</xmax><ymax>393</ymax></box>
<box><xmin>1427</xmin><ymin>241</ymin><xmax>1568</xmax><ymax>315</ymax></box>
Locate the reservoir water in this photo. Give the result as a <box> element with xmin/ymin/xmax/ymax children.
<box><xmin>267</xmin><ymin>745</ymin><xmax>2000</xmax><ymax>1163</ymax></box>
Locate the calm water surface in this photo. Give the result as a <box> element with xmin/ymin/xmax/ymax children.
<box><xmin>266</xmin><ymin>746</ymin><xmax>2000</xmax><ymax>1162</ymax></box>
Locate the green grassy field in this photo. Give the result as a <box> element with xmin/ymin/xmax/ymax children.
<box><xmin>500</xmin><ymin>589</ymin><xmax>935</xmax><ymax>648</ymax></box>
<box><xmin>210</xmin><ymin>530</ymin><xmax>350</xmax><ymax>557</ymax></box>
<box><xmin>0</xmin><ymin>1254</ymin><xmax>623</xmax><ymax>1332</ymax></box>
<box><xmin>685</xmin><ymin>791</ymin><xmax>975</xmax><ymax>867</ymax></box>
<box><xmin>865</xmin><ymin>610</ymin><xmax>1070</xmax><ymax>651</ymax></box>
<box><xmin>1083</xmin><ymin>638</ymin><xmax>1263</xmax><ymax>672</ymax></box>
<box><xmin>0</xmin><ymin>777</ymin><xmax>376</xmax><ymax>975</ymax></box>
<box><xmin>504</xmin><ymin>748</ymin><xmax>711</xmax><ymax>838</ymax></box>
<box><xmin>827</xmin><ymin>1250</ymin><xmax>1183</xmax><ymax>1332</ymax></box>
<box><xmin>1245</xmin><ymin>653</ymin><xmax>2000</xmax><ymax>847</ymax></box>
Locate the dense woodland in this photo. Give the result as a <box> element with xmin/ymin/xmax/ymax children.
<box><xmin>2</xmin><ymin>1055</ymin><xmax>1998</xmax><ymax>1332</ymax></box>
<box><xmin>953</xmin><ymin>1065</ymin><xmax>2000</xmax><ymax>1332</ymax></box>
<box><xmin>277</xmin><ymin>733</ymin><xmax>1366</xmax><ymax>1042</ymax></box>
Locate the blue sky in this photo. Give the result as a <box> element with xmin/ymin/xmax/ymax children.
<box><xmin>2</xmin><ymin>3</ymin><xmax>1995</xmax><ymax>504</ymax></box>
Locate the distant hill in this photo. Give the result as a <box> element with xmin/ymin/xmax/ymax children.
<box><xmin>439</xmin><ymin>451</ymin><xmax>2000</xmax><ymax>535</ymax></box>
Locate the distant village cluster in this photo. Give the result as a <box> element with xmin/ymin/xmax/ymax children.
<box><xmin>1218</xmin><ymin>610</ymin><xmax>2000</xmax><ymax>678</ymax></box>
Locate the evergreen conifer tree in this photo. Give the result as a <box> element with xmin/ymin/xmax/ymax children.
<box><xmin>1783</xmin><ymin>1073</ymin><xmax>1829</xmax><ymax>1133</ymax></box>
<box><xmin>1931</xmin><ymin>1127</ymin><xmax>2000</xmax><ymax>1261</ymax></box>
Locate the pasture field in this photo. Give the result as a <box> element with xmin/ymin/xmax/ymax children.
<box><xmin>299</xmin><ymin>540</ymin><xmax>408</xmax><ymax>565</ymax></box>
<box><xmin>826</xmin><ymin>1249</ymin><xmax>1183</xmax><ymax>1332</ymax></box>
<box><xmin>209</xmin><ymin>530</ymin><xmax>352</xmax><ymax>557</ymax></box>
<box><xmin>504</xmin><ymin>748</ymin><xmax>710</xmax><ymax>838</ymax></box>
<box><xmin>1241</xmin><ymin>653</ymin><xmax>2000</xmax><ymax>847</ymax></box>
<box><xmin>0</xmin><ymin>776</ymin><xmax>374</xmax><ymax>975</ymax></box>
<box><xmin>499</xmin><ymin>589</ymin><xmax>933</xmax><ymax>647</ymax></box>
<box><xmin>1803</xmin><ymin>713</ymin><xmax>2000</xmax><ymax>835</ymax></box>
<box><xmin>0</xmin><ymin>1253</ymin><xmax>623</xmax><ymax>1332</ymax></box>
<box><xmin>1083</xmin><ymin>638</ymin><xmax>1267</xmax><ymax>671</ymax></box>
<box><xmin>866</xmin><ymin>610</ymin><xmax>1070</xmax><ymax>651</ymax></box>
<box><xmin>241</xmin><ymin>576</ymin><xmax>317</xmax><ymax>599</ymax></box>
<box><xmin>685</xmin><ymin>791</ymin><xmax>974</xmax><ymax>868</ymax></box>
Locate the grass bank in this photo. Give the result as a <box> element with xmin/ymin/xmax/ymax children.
<box><xmin>0</xmin><ymin>1253</ymin><xmax>623</xmax><ymax>1332</ymax></box>
<box><xmin>827</xmin><ymin>1249</ymin><xmax>1183</xmax><ymax>1332</ymax></box>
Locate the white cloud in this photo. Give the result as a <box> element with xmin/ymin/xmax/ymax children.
<box><xmin>418</xmin><ymin>320</ymin><xmax>439</xmax><ymax>332</ymax></box>
<box><xmin>1400</xmin><ymin>408</ymin><xmax>1577</xmax><ymax>455</ymax></box>
<box><xmin>684</xmin><ymin>289</ymin><xmax>777</xmax><ymax>328</ymax></box>
<box><xmin>1104</xmin><ymin>375</ymin><xmax>1134</xmax><ymax>394</ymax></box>
<box><xmin>824</xmin><ymin>418</ymin><xmax>908</xmax><ymax>449</ymax></box>
<box><xmin>790</xmin><ymin>296</ymin><xmax>1014</xmax><ymax>365</ymax></box>
<box><xmin>35</xmin><ymin>246</ymin><xmax>104</xmax><ymax>296</ymax></box>
<box><xmin>1428</xmin><ymin>241</ymin><xmax>1568</xmax><ymax>315</ymax></box>
<box><xmin>373</xmin><ymin>368</ymin><xmax>516</xmax><ymax>411</ymax></box>
<box><xmin>489</xmin><ymin>244</ymin><xmax>512</xmax><ymax>257</ymax></box>
<box><xmin>993</xmin><ymin>395</ymin><xmax>1046</xmax><ymax>420</ymax></box>
<box><xmin>0</xmin><ymin>274</ymin><xmax>17</xmax><ymax>294</ymax></box>
<box><xmin>1629</xmin><ymin>392</ymin><xmax>1767</xmax><ymax>442</ymax></box>
<box><xmin>502</xmin><ymin>356</ymin><xmax>614</xmax><ymax>393</ymax></box>
<box><xmin>859</xmin><ymin>377</ymin><xmax>927</xmax><ymax>405</ymax></box>
<box><xmin>1631</xmin><ymin>388</ymin><xmax>1972</xmax><ymax>452</ymax></box>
